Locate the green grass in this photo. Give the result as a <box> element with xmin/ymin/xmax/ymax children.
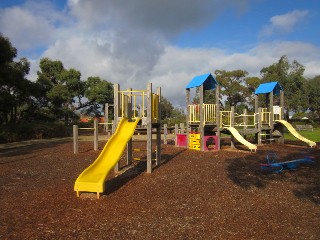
<box><xmin>284</xmin><ymin>128</ymin><xmax>320</xmax><ymax>142</ymax></box>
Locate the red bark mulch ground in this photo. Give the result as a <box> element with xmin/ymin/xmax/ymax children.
<box><xmin>0</xmin><ymin>139</ymin><xmax>320</xmax><ymax>239</ymax></box>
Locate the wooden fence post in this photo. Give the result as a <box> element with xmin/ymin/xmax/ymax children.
<box><xmin>94</xmin><ymin>119</ymin><xmax>98</xmax><ymax>151</ymax></box>
<box><xmin>73</xmin><ymin>125</ymin><xmax>78</xmax><ymax>154</ymax></box>
<box><xmin>164</xmin><ymin>124</ymin><xmax>168</xmax><ymax>144</ymax></box>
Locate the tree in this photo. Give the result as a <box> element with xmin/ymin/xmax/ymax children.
<box><xmin>170</xmin><ymin>107</ymin><xmax>186</xmax><ymax>124</ymax></box>
<box><xmin>36</xmin><ymin>59</ymin><xmax>114</xmax><ymax>122</ymax></box>
<box><xmin>214</xmin><ymin>69</ymin><xmax>250</xmax><ymax>108</ymax></box>
<box><xmin>246</xmin><ymin>76</ymin><xmax>261</xmax><ymax>103</ymax></box>
<box><xmin>307</xmin><ymin>75</ymin><xmax>320</xmax><ymax>119</ymax></box>
<box><xmin>84</xmin><ymin>76</ymin><xmax>113</xmax><ymax>116</ymax></box>
<box><xmin>36</xmin><ymin>58</ymin><xmax>73</xmax><ymax>123</ymax></box>
<box><xmin>260</xmin><ymin>55</ymin><xmax>307</xmax><ymax>119</ymax></box>
<box><xmin>160</xmin><ymin>96</ymin><xmax>174</xmax><ymax>120</ymax></box>
<box><xmin>0</xmin><ymin>34</ymin><xmax>33</xmax><ymax>124</ymax></box>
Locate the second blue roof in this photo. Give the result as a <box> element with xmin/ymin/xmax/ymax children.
<box><xmin>255</xmin><ymin>82</ymin><xmax>283</xmax><ymax>95</ymax></box>
<box><xmin>186</xmin><ymin>73</ymin><xmax>218</xmax><ymax>90</ymax></box>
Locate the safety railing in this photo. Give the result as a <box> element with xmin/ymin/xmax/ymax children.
<box><xmin>220</xmin><ymin>111</ymin><xmax>232</xmax><ymax>128</ymax></box>
<box><xmin>204</xmin><ymin>104</ymin><xmax>216</xmax><ymax>123</ymax></box>
<box><xmin>261</xmin><ymin>108</ymin><xmax>271</xmax><ymax>126</ymax></box>
<box><xmin>188</xmin><ymin>104</ymin><xmax>217</xmax><ymax>124</ymax></box>
<box><xmin>119</xmin><ymin>90</ymin><xmax>159</xmax><ymax>122</ymax></box>
<box><xmin>233</xmin><ymin>112</ymin><xmax>258</xmax><ymax>128</ymax></box>
<box><xmin>188</xmin><ymin>104</ymin><xmax>200</xmax><ymax>123</ymax></box>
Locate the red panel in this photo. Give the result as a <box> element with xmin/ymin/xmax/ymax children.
<box><xmin>176</xmin><ymin>134</ymin><xmax>187</xmax><ymax>147</ymax></box>
<box><xmin>203</xmin><ymin>135</ymin><xmax>219</xmax><ymax>151</ymax></box>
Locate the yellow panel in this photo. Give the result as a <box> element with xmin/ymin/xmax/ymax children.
<box><xmin>193</xmin><ymin>145</ymin><xmax>200</xmax><ymax>150</ymax></box>
<box><xmin>192</xmin><ymin>140</ymin><xmax>200</xmax><ymax>144</ymax></box>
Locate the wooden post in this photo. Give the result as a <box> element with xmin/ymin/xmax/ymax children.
<box><xmin>164</xmin><ymin>124</ymin><xmax>168</xmax><ymax>144</ymax></box>
<box><xmin>199</xmin><ymin>85</ymin><xmax>204</xmax><ymax>151</ymax></box>
<box><xmin>113</xmin><ymin>84</ymin><xmax>120</xmax><ymax>132</ymax></box>
<box><xmin>230</xmin><ymin>106</ymin><xmax>235</xmax><ymax>127</ymax></box>
<box><xmin>113</xmin><ymin>84</ymin><xmax>120</xmax><ymax>173</ymax></box>
<box><xmin>280</xmin><ymin>90</ymin><xmax>284</xmax><ymax>120</ymax></box>
<box><xmin>73</xmin><ymin>125</ymin><xmax>78</xmax><ymax>154</ymax></box>
<box><xmin>127</xmin><ymin>88</ymin><xmax>132</xmax><ymax>166</ymax></box>
<box><xmin>175</xmin><ymin>124</ymin><xmax>179</xmax><ymax>146</ymax></box>
<box><xmin>243</xmin><ymin>108</ymin><xmax>248</xmax><ymax>129</ymax></box>
<box><xmin>147</xmin><ymin>83</ymin><xmax>153</xmax><ymax>173</ymax></box>
<box><xmin>257</xmin><ymin>107</ymin><xmax>262</xmax><ymax>144</ymax></box>
<box><xmin>104</xmin><ymin>103</ymin><xmax>109</xmax><ymax>133</ymax></box>
<box><xmin>94</xmin><ymin>119</ymin><xmax>98</xmax><ymax>151</ymax></box>
<box><xmin>156</xmin><ymin>87</ymin><xmax>161</xmax><ymax>166</ymax></box>
<box><xmin>180</xmin><ymin>123</ymin><xmax>185</xmax><ymax>133</ymax></box>
<box><xmin>254</xmin><ymin>94</ymin><xmax>258</xmax><ymax>114</ymax></box>
<box><xmin>270</xmin><ymin>91</ymin><xmax>274</xmax><ymax>129</ymax></box>
<box><xmin>230</xmin><ymin>106</ymin><xmax>235</xmax><ymax>149</ymax></box>
<box><xmin>215</xmin><ymin>85</ymin><xmax>221</xmax><ymax>149</ymax></box>
<box><xmin>111</xmin><ymin>120</ymin><xmax>115</xmax><ymax>133</ymax></box>
<box><xmin>186</xmin><ymin>88</ymin><xmax>190</xmax><ymax>149</ymax></box>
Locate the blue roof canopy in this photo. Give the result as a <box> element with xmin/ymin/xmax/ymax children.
<box><xmin>186</xmin><ymin>73</ymin><xmax>218</xmax><ymax>90</ymax></box>
<box><xmin>255</xmin><ymin>82</ymin><xmax>283</xmax><ymax>95</ymax></box>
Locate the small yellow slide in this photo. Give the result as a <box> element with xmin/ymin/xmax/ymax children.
<box><xmin>227</xmin><ymin>127</ymin><xmax>257</xmax><ymax>152</ymax></box>
<box><xmin>276</xmin><ymin>120</ymin><xmax>316</xmax><ymax>147</ymax></box>
<box><xmin>74</xmin><ymin>117</ymin><xmax>141</xmax><ymax>198</ymax></box>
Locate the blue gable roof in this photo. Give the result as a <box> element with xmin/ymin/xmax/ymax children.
<box><xmin>255</xmin><ymin>82</ymin><xmax>283</xmax><ymax>95</ymax></box>
<box><xmin>186</xmin><ymin>73</ymin><xmax>218</xmax><ymax>90</ymax></box>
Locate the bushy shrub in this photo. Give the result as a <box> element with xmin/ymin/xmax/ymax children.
<box><xmin>0</xmin><ymin>121</ymin><xmax>72</xmax><ymax>143</ymax></box>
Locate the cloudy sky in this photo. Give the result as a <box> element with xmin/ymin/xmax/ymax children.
<box><xmin>1</xmin><ymin>0</ymin><xmax>320</xmax><ymax>106</ymax></box>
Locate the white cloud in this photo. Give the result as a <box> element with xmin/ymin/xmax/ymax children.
<box><xmin>260</xmin><ymin>10</ymin><xmax>309</xmax><ymax>37</ymax></box>
<box><xmin>2</xmin><ymin>1</ymin><xmax>319</xmax><ymax>108</ymax></box>
<box><xmin>150</xmin><ymin>41</ymin><xmax>320</xmax><ymax>106</ymax></box>
<box><xmin>0</xmin><ymin>0</ymin><xmax>69</xmax><ymax>53</ymax></box>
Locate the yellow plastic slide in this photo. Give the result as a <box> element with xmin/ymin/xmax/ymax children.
<box><xmin>227</xmin><ymin>127</ymin><xmax>257</xmax><ymax>152</ymax></box>
<box><xmin>276</xmin><ymin>120</ymin><xmax>316</xmax><ymax>147</ymax></box>
<box><xmin>74</xmin><ymin>117</ymin><xmax>141</xmax><ymax>198</ymax></box>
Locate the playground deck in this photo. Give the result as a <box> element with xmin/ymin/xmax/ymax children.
<box><xmin>0</xmin><ymin>139</ymin><xmax>319</xmax><ymax>239</ymax></box>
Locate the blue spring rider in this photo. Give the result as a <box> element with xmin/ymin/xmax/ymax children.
<box><xmin>260</xmin><ymin>152</ymin><xmax>314</xmax><ymax>173</ymax></box>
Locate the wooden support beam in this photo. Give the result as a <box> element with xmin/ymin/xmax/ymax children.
<box><xmin>73</xmin><ymin>125</ymin><xmax>78</xmax><ymax>154</ymax></box>
<box><xmin>113</xmin><ymin>84</ymin><xmax>120</xmax><ymax>173</ymax></box>
<box><xmin>215</xmin><ymin>85</ymin><xmax>221</xmax><ymax>149</ymax></box>
<box><xmin>270</xmin><ymin>91</ymin><xmax>274</xmax><ymax>130</ymax></box>
<box><xmin>230</xmin><ymin>106</ymin><xmax>235</xmax><ymax>149</ymax></box>
<box><xmin>186</xmin><ymin>88</ymin><xmax>190</xmax><ymax>148</ymax></box>
<box><xmin>199</xmin><ymin>85</ymin><xmax>204</xmax><ymax>151</ymax></box>
<box><xmin>147</xmin><ymin>83</ymin><xmax>152</xmax><ymax>173</ymax></box>
<box><xmin>93</xmin><ymin>119</ymin><xmax>98</xmax><ymax>151</ymax></box>
<box><xmin>280</xmin><ymin>90</ymin><xmax>284</xmax><ymax>120</ymax></box>
<box><xmin>156</xmin><ymin>87</ymin><xmax>161</xmax><ymax>166</ymax></box>
<box><xmin>254</xmin><ymin>94</ymin><xmax>258</xmax><ymax>114</ymax></box>
<box><xmin>257</xmin><ymin>107</ymin><xmax>262</xmax><ymax>144</ymax></box>
<box><xmin>164</xmin><ymin>124</ymin><xmax>168</xmax><ymax>144</ymax></box>
<box><xmin>127</xmin><ymin>88</ymin><xmax>132</xmax><ymax>166</ymax></box>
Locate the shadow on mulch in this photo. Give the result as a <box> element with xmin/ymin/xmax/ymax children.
<box><xmin>102</xmin><ymin>146</ymin><xmax>186</xmax><ymax>196</ymax></box>
<box><xmin>226</xmin><ymin>143</ymin><xmax>320</xmax><ymax>205</ymax></box>
<box><xmin>0</xmin><ymin>139</ymin><xmax>72</xmax><ymax>162</ymax></box>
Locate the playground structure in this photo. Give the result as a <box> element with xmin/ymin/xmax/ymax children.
<box><xmin>260</xmin><ymin>152</ymin><xmax>314</xmax><ymax>173</ymax></box>
<box><xmin>113</xmin><ymin>83</ymin><xmax>161</xmax><ymax>173</ymax></box>
<box><xmin>74</xmin><ymin>83</ymin><xmax>161</xmax><ymax>198</ymax></box>
<box><xmin>178</xmin><ymin>73</ymin><xmax>316</xmax><ymax>152</ymax></box>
